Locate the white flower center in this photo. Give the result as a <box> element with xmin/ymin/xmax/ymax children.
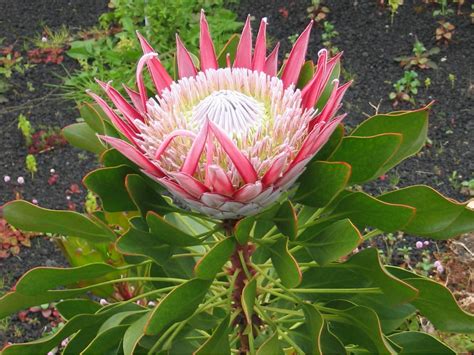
<box><xmin>191</xmin><ymin>90</ymin><xmax>264</xmax><ymax>137</ymax></box>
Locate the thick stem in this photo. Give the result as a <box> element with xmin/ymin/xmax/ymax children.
<box><xmin>230</xmin><ymin>243</ymin><xmax>253</xmax><ymax>354</ymax></box>
<box><xmin>224</xmin><ymin>220</ymin><xmax>257</xmax><ymax>354</ymax></box>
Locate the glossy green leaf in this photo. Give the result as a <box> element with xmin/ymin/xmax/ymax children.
<box><xmin>56</xmin><ymin>299</ymin><xmax>101</xmax><ymax>320</ymax></box>
<box><xmin>0</xmin><ymin>263</ymin><xmax>137</xmax><ymax>318</ymax></box>
<box><xmin>145</xmin><ymin>279</ymin><xmax>211</xmax><ymax>335</ymax></box>
<box><xmin>79</xmin><ymin>102</ymin><xmax>106</xmax><ymax>134</ymax></box>
<box><xmin>275</xmin><ymin>200</ymin><xmax>298</xmax><ymax>240</ymax></box>
<box><xmin>2</xmin><ymin>303</ymin><xmax>139</xmax><ymax>355</ymax></box>
<box><xmin>313</xmin><ymin>123</ymin><xmax>344</xmax><ymax>161</ymax></box>
<box><xmin>83</xmin><ymin>165</ymin><xmax>136</xmax><ymax>212</ymax></box>
<box><xmin>315</xmin><ymin>61</ymin><xmax>340</xmax><ymax>111</ymax></box>
<box><xmin>320</xmin><ymin>323</ymin><xmax>346</xmax><ymax>354</ymax></box>
<box><xmin>296</xmin><ymin>60</ymin><xmax>314</xmax><ymax>89</ymax></box>
<box><xmin>388</xmin><ymin>267</ymin><xmax>474</xmax><ymax>333</ymax></box>
<box><xmin>217</xmin><ymin>34</ymin><xmax>240</xmax><ymax>67</ymax></box>
<box><xmin>301</xmin><ymin>248</ymin><xmax>418</xmax><ymax>307</ymax></box>
<box><xmin>194</xmin><ymin>315</ymin><xmax>231</xmax><ymax>355</ymax></box>
<box><xmin>329</xmin><ymin>133</ymin><xmax>402</xmax><ymax>184</ymax></box>
<box><xmin>294</xmin><ymin>161</ymin><xmax>351</xmax><ymax>208</ymax></box>
<box><xmin>126</xmin><ymin>174</ymin><xmax>174</xmax><ymax>218</ymax></box>
<box><xmin>242</xmin><ymin>278</ymin><xmax>257</xmax><ymax>324</ymax></box>
<box><xmin>2</xmin><ymin>200</ymin><xmax>115</xmax><ymax>242</ymax></box>
<box><xmin>379</xmin><ymin>185</ymin><xmax>474</xmax><ymax>238</ymax></box>
<box><xmin>300</xmin><ymin>219</ymin><xmax>362</xmax><ymax>265</ymax></box>
<box><xmin>327</xmin><ymin>300</ymin><xmax>397</xmax><ymax>354</ymax></box>
<box><xmin>123</xmin><ymin>313</ymin><xmax>149</xmax><ymax>355</ymax></box>
<box><xmin>351</xmin><ymin>105</ymin><xmax>430</xmax><ymax>172</ymax></box>
<box><xmin>116</xmin><ymin>224</ymin><xmax>172</xmax><ymax>265</ymax></box>
<box><xmin>63</xmin><ymin>122</ymin><xmax>105</xmax><ymax>154</ymax></box>
<box><xmin>82</xmin><ymin>325</ymin><xmax>128</xmax><ymax>355</ymax></box>
<box><xmin>329</xmin><ymin>191</ymin><xmax>415</xmax><ymax>232</ymax></box>
<box><xmin>101</xmin><ymin>148</ymin><xmax>138</xmax><ymax>168</ymax></box>
<box><xmin>256</xmin><ymin>331</ymin><xmax>284</xmax><ymax>355</ymax></box>
<box><xmin>270</xmin><ymin>237</ymin><xmax>302</xmax><ymax>288</ymax></box>
<box><xmin>147</xmin><ymin>211</ymin><xmax>200</xmax><ymax>246</ymax></box>
<box><xmin>389</xmin><ymin>331</ymin><xmax>455</xmax><ymax>354</ymax></box>
<box><xmin>194</xmin><ymin>238</ymin><xmax>236</xmax><ymax>280</ymax></box>
<box><xmin>235</xmin><ymin>216</ymin><xmax>255</xmax><ymax>245</ymax></box>
<box><xmin>292</xmin><ymin>304</ymin><xmax>324</xmax><ymax>355</ymax></box>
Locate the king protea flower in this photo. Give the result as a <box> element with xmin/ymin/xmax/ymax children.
<box><xmin>89</xmin><ymin>12</ymin><xmax>350</xmax><ymax>219</ymax></box>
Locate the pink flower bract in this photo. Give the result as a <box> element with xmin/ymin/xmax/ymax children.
<box><xmin>90</xmin><ymin>12</ymin><xmax>350</xmax><ymax>219</ymax></box>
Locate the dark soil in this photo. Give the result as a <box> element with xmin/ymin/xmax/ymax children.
<box><xmin>0</xmin><ymin>0</ymin><xmax>108</xmax><ymax>346</ymax></box>
<box><xmin>0</xmin><ymin>0</ymin><xmax>473</xmax><ymax>347</ymax></box>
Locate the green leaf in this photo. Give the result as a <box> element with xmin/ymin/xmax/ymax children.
<box><xmin>147</xmin><ymin>211</ymin><xmax>200</xmax><ymax>246</ymax></box>
<box><xmin>256</xmin><ymin>331</ymin><xmax>284</xmax><ymax>355</ymax></box>
<box><xmin>291</xmin><ymin>304</ymin><xmax>324</xmax><ymax>355</ymax></box>
<box><xmin>126</xmin><ymin>174</ymin><xmax>174</xmax><ymax>218</ymax></box>
<box><xmin>296</xmin><ymin>60</ymin><xmax>314</xmax><ymax>89</ymax></box>
<box><xmin>313</xmin><ymin>123</ymin><xmax>344</xmax><ymax>161</ymax></box>
<box><xmin>327</xmin><ymin>301</ymin><xmax>397</xmax><ymax>354</ymax></box>
<box><xmin>235</xmin><ymin>216</ymin><xmax>255</xmax><ymax>245</ymax></box>
<box><xmin>63</xmin><ymin>122</ymin><xmax>105</xmax><ymax>154</ymax></box>
<box><xmin>389</xmin><ymin>332</ymin><xmax>455</xmax><ymax>354</ymax></box>
<box><xmin>300</xmin><ymin>219</ymin><xmax>362</xmax><ymax>266</ymax></box>
<box><xmin>300</xmin><ymin>248</ymin><xmax>418</xmax><ymax>306</ymax></box>
<box><xmin>217</xmin><ymin>34</ymin><xmax>240</xmax><ymax>67</ymax></box>
<box><xmin>2</xmin><ymin>303</ymin><xmax>139</xmax><ymax>355</ymax></box>
<box><xmin>379</xmin><ymin>185</ymin><xmax>474</xmax><ymax>238</ymax></box>
<box><xmin>123</xmin><ymin>313</ymin><xmax>149</xmax><ymax>355</ymax></box>
<box><xmin>116</xmin><ymin>224</ymin><xmax>172</xmax><ymax>265</ymax></box>
<box><xmin>270</xmin><ymin>237</ymin><xmax>302</xmax><ymax>288</ymax></box>
<box><xmin>275</xmin><ymin>200</ymin><xmax>298</xmax><ymax>240</ymax></box>
<box><xmin>82</xmin><ymin>325</ymin><xmax>128</xmax><ymax>355</ymax></box>
<box><xmin>0</xmin><ymin>263</ymin><xmax>137</xmax><ymax>318</ymax></box>
<box><xmin>320</xmin><ymin>323</ymin><xmax>346</xmax><ymax>354</ymax></box>
<box><xmin>79</xmin><ymin>102</ymin><xmax>106</xmax><ymax>134</ymax></box>
<box><xmin>194</xmin><ymin>237</ymin><xmax>236</xmax><ymax>280</ymax></box>
<box><xmin>56</xmin><ymin>299</ymin><xmax>101</xmax><ymax>320</ymax></box>
<box><xmin>315</xmin><ymin>61</ymin><xmax>340</xmax><ymax>111</ymax></box>
<box><xmin>145</xmin><ymin>279</ymin><xmax>211</xmax><ymax>335</ymax></box>
<box><xmin>294</xmin><ymin>161</ymin><xmax>351</xmax><ymax>208</ymax></box>
<box><xmin>329</xmin><ymin>133</ymin><xmax>402</xmax><ymax>184</ymax></box>
<box><xmin>329</xmin><ymin>191</ymin><xmax>415</xmax><ymax>232</ymax></box>
<box><xmin>2</xmin><ymin>200</ymin><xmax>115</xmax><ymax>242</ymax></box>
<box><xmin>101</xmin><ymin>148</ymin><xmax>138</xmax><ymax>168</ymax></box>
<box><xmin>388</xmin><ymin>267</ymin><xmax>474</xmax><ymax>333</ymax></box>
<box><xmin>351</xmin><ymin>106</ymin><xmax>430</xmax><ymax>172</ymax></box>
<box><xmin>242</xmin><ymin>278</ymin><xmax>257</xmax><ymax>324</ymax></box>
<box><xmin>194</xmin><ymin>315</ymin><xmax>231</xmax><ymax>355</ymax></box>
<box><xmin>83</xmin><ymin>165</ymin><xmax>137</xmax><ymax>212</ymax></box>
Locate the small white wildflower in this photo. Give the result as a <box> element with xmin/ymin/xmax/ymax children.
<box><xmin>440</xmin><ymin>57</ymin><xmax>447</xmax><ymax>62</ymax></box>
<box><xmin>467</xmin><ymin>200</ymin><xmax>474</xmax><ymax>210</ymax></box>
<box><xmin>3</xmin><ymin>175</ymin><xmax>10</xmax><ymax>183</ymax></box>
<box><xmin>99</xmin><ymin>299</ymin><xmax>109</xmax><ymax>306</ymax></box>
<box><xmin>17</xmin><ymin>176</ymin><xmax>25</xmax><ymax>185</ymax></box>
<box><xmin>50</xmin><ymin>168</ymin><xmax>56</xmax><ymax>174</ymax></box>
<box><xmin>423</xmin><ymin>241</ymin><xmax>429</xmax><ymax>246</ymax></box>
<box><xmin>41</xmin><ymin>36</ymin><xmax>48</xmax><ymax>42</ymax></box>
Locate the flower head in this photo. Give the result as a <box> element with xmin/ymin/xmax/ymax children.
<box><xmin>90</xmin><ymin>12</ymin><xmax>350</xmax><ymax>219</ymax></box>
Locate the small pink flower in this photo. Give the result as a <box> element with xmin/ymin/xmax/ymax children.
<box><xmin>17</xmin><ymin>176</ymin><xmax>25</xmax><ymax>185</ymax></box>
<box><xmin>90</xmin><ymin>13</ymin><xmax>350</xmax><ymax>219</ymax></box>
<box><xmin>415</xmin><ymin>241</ymin><xmax>423</xmax><ymax>249</ymax></box>
<box><xmin>423</xmin><ymin>241</ymin><xmax>429</xmax><ymax>246</ymax></box>
<box><xmin>3</xmin><ymin>175</ymin><xmax>10</xmax><ymax>183</ymax></box>
<box><xmin>32</xmin><ymin>199</ymin><xmax>38</xmax><ymax>205</ymax></box>
<box><xmin>434</xmin><ymin>260</ymin><xmax>444</xmax><ymax>273</ymax></box>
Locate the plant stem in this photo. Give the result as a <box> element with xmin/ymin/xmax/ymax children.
<box><xmin>226</xmin><ymin>219</ymin><xmax>258</xmax><ymax>355</ymax></box>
